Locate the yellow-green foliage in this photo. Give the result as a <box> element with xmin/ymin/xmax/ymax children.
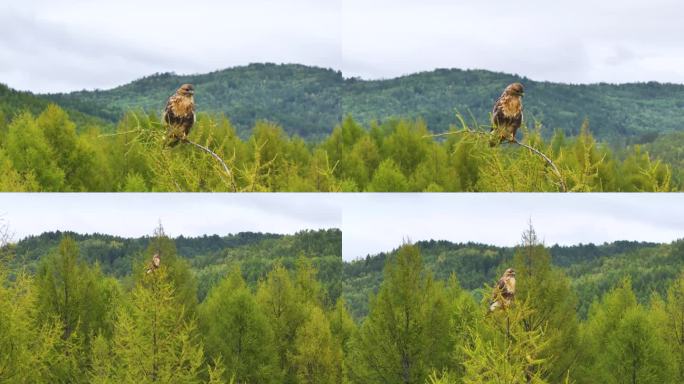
<box><xmin>0</xmin><ymin>105</ymin><xmax>677</xmax><ymax>191</ymax></box>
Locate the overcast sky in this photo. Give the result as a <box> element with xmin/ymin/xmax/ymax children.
<box><xmin>1</xmin><ymin>194</ymin><xmax>681</xmax><ymax>261</ymax></box>
<box><xmin>0</xmin><ymin>0</ymin><xmax>341</xmax><ymax>93</ymax></box>
<box><xmin>0</xmin><ymin>193</ymin><xmax>341</xmax><ymax>242</ymax></box>
<box><xmin>341</xmin><ymin>194</ymin><xmax>684</xmax><ymax>261</ymax></box>
<box><xmin>343</xmin><ymin>0</ymin><xmax>684</xmax><ymax>83</ymax></box>
<box><xmin>3</xmin><ymin>1</ymin><xmax>684</xmax><ymax>93</ymax></box>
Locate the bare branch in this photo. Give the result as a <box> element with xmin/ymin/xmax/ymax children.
<box><xmin>424</xmin><ymin>128</ymin><xmax>568</xmax><ymax>192</ymax></box>
<box><xmin>182</xmin><ymin>139</ymin><xmax>237</xmax><ymax>192</ymax></box>
<box><xmin>511</xmin><ymin>140</ymin><xmax>567</xmax><ymax>192</ymax></box>
<box><xmin>97</xmin><ymin>129</ymin><xmax>142</xmax><ymax>138</ymax></box>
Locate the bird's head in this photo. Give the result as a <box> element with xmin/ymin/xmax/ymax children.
<box><xmin>504</xmin><ymin>268</ymin><xmax>516</xmax><ymax>277</ymax></box>
<box><xmin>178</xmin><ymin>83</ymin><xmax>195</xmax><ymax>97</ymax></box>
<box><xmin>505</xmin><ymin>83</ymin><xmax>524</xmax><ymax>97</ymax></box>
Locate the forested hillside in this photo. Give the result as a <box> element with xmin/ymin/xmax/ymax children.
<box><xmin>0</xmin><ymin>222</ymin><xmax>348</xmax><ymax>383</ymax></box>
<box><xmin>344</xmin><ymin>68</ymin><xmax>684</xmax><ymax>144</ymax></box>
<box><xmin>343</xmin><ymin>237</ymin><xmax>684</xmax><ymax>319</ymax></box>
<box><xmin>45</xmin><ymin>63</ymin><xmax>343</xmax><ymax>139</ymax></box>
<box><xmin>2</xmin><ymin>222</ymin><xmax>683</xmax><ymax>382</ymax></box>
<box><xmin>345</xmin><ymin>228</ymin><xmax>684</xmax><ymax>384</ymax></box>
<box><xmin>0</xmin><ymin>83</ymin><xmax>107</xmax><ymax>130</ymax></box>
<box><xmin>0</xmin><ymin>105</ymin><xmax>677</xmax><ymax>192</ymax></box>
<box><xmin>7</xmin><ymin>227</ymin><xmax>342</xmax><ymax>303</ymax></box>
<box><xmin>19</xmin><ymin>64</ymin><xmax>684</xmax><ymax>143</ymax></box>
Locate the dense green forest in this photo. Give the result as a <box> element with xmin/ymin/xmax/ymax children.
<box><xmin>0</xmin><ymin>104</ymin><xmax>678</xmax><ymax>191</ymax></box>
<box><xmin>7</xmin><ymin>227</ymin><xmax>342</xmax><ymax>304</ymax></box>
<box><xmin>27</xmin><ymin>64</ymin><xmax>684</xmax><ymax>144</ymax></box>
<box><xmin>344</xmin><ymin>68</ymin><xmax>684</xmax><ymax>144</ymax></box>
<box><xmin>2</xmin><ymin>221</ymin><xmax>682</xmax><ymax>383</ymax></box>
<box><xmin>343</xmin><ymin>237</ymin><xmax>683</xmax><ymax>319</ymax></box>
<box><xmin>0</xmin><ymin>221</ymin><xmax>347</xmax><ymax>383</ymax></box>
<box><xmin>44</xmin><ymin>64</ymin><xmax>343</xmax><ymax>140</ymax></box>
<box><xmin>0</xmin><ymin>83</ymin><xmax>107</xmax><ymax>129</ymax></box>
<box><xmin>2</xmin><ymin>63</ymin><xmax>683</xmax><ymax>191</ymax></box>
<box><xmin>346</xmin><ymin>230</ymin><xmax>684</xmax><ymax>384</ymax></box>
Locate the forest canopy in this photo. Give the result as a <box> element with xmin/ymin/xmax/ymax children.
<box><xmin>344</xmin><ymin>225</ymin><xmax>684</xmax><ymax>384</ymax></box>
<box><xmin>31</xmin><ymin>64</ymin><xmax>684</xmax><ymax>144</ymax></box>
<box><xmin>0</xmin><ymin>223</ymin><xmax>344</xmax><ymax>383</ymax></box>
<box><xmin>0</xmin><ymin>104</ymin><xmax>678</xmax><ymax>192</ymax></box>
<box><xmin>2</xmin><ymin>222</ymin><xmax>682</xmax><ymax>383</ymax></box>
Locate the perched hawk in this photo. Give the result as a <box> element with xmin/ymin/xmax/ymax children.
<box><xmin>146</xmin><ymin>253</ymin><xmax>161</xmax><ymax>274</ymax></box>
<box><xmin>163</xmin><ymin>83</ymin><xmax>196</xmax><ymax>147</ymax></box>
<box><xmin>490</xmin><ymin>83</ymin><xmax>524</xmax><ymax>147</ymax></box>
<box><xmin>489</xmin><ymin>268</ymin><xmax>516</xmax><ymax>312</ymax></box>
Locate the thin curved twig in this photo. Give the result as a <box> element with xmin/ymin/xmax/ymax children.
<box><xmin>422</xmin><ymin>129</ymin><xmax>491</xmax><ymax>139</ymax></box>
<box><xmin>97</xmin><ymin>129</ymin><xmax>142</xmax><ymax>138</ymax></box>
<box><xmin>424</xmin><ymin>129</ymin><xmax>568</xmax><ymax>192</ymax></box>
<box><xmin>183</xmin><ymin>139</ymin><xmax>237</xmax><ymax>192</ymax></box>
<box><xmin>510</xmin><ymin>140</ymin><xmax>567</xmax><ymax>191</ymax></box>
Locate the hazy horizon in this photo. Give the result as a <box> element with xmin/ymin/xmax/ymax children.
<box><xmin>3</xmin><ymin>0</ymin><xmax>684</xmax><ymax>92</ymax></box>
<box><xmin>5</xmin><ymin>63</ymin><xmax>684</xmax><ymax>95</ymax></box>
<box><xmin>2</xmin><ymin>194</ymin><xmax>683</xmax><ymax>262</ymax></box>
<box><xmin>0</xmin><ymin>193</ymin><xmax>342</xmax><ymax>243</ymax></box>
<box><xmin>4</xmin><ymin>227</ymin><xmax>340</xmax><ymax>244</ymax></box>
<box><xmin>340</xmin><ymin>194</ymin><xmax>684</xmax><ymax>261</ymax></box>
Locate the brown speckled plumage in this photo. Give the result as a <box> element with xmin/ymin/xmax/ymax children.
<box><xmin>490</xmin><ymin>83</ymin><xmax>524</xmax><ymax>147</ymax></box>
<box><xmin>163</xmin><ymin>84</ymin><xmax>195</xmax><ymax>147</ymax></box>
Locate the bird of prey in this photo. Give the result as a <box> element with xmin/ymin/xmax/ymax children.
<box><xmin>490</xmin><ymin>83</ymin><xmax>524</xmax><ymax>147</ymax></box>
<box><xmin>163</xmin><ymin>83</ymin><xmax>196</xmax><ymax>147</ymax></box>
<box><xmin>489</xmin><ymin>268</ymin><xmax>516</xmax><ymax>312</ymax></box>
<box><xmin>146</xmin><ymin>253</ymin><xmax>161</xmax><ymax>274</ymax></box>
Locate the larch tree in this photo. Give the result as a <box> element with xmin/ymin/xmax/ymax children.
<box><xmin>256</xmin><ymin>262</ymin><xmax>307</xmax><ymax>384</ymax></box>
<box><xmin>577</xmin><ymin>279</ymin><xmax>676</xmax><ymax>384</ymax></box>
<box><xmin>512</xmin><ymin>223</ymin><xmax>580</xmax><ymax>382</ymax></box>
<box><xmin>199</xmin><ymin>266</ymin><xmax>280</xmax><ymax>383</ymax></box>
<box><xmin>5</xmin><ymin>112</ymin><xmax>65</xmax><ymax>191</ymax></box>
<box><xmin>139</xmin><ymin>223</ymin><xmax>198</xmax><ymax>316</ymax></box>
<box><xmin>461</xmin><ymin>300</ymin><xmax>549</xmax><ymax>384</ymax></box>
<box><xmin>328</xmin><ymin>298</ymin><xmax>356</xmax><ymax>382</ymax></box>
<box><xmin>109</xmin><ymin>267</ymin><xmax>204</xmax><ymax>383</ymax></box>
<box><xmin>0</xmin><ymin>220</ymin><xmax>64</xmax><ymax>382</ymax></box>
<box><xmin>34</xmin><ymin>236</ymin><xmax>121</xmax><ymax>382</ymax></box>
<box><xmin>290</xmin><ymin>306</ymin><xmax>342</xmax><ymax>384</ymax></box>
<box><xmin>348</xmin><ymin>244</ymin><xmax>452</xmax><ymax>384</ymax></box>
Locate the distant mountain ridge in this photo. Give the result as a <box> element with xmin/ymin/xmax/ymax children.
<box><xmin>44</xmin><ymin>63</ymin><xmax>343</xmax><ymax>139</ymax></box>
<box><xmin>7</xmin><ymin>228</ymin><xmax>342</xmax><ymax>302</ymax></box>
<box><xmin>343</xmin><ymin>68</ymin><xmax>684</xmax><ymax>144</ymax></box>
<box><xmin>4</xmin><ymin>63</ymin><xmax>684</xmax><ymax>142</ymax></box>
<box><xmin>0</xmin><ymin>83</ymin><xmax>107</xmax><ymax>129</ymax></box>
<box><xmin>343</xmin><ymin>238</ymin><xmax>683</xmax><ymax>318</ymax></box>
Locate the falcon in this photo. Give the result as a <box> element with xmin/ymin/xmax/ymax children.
<box><xmin>163</xmin><ymin>83</ymin><xmax>196</xmax><ymax>147</ymax></box>
<box><xmin>490</xmin><ymin>83</ymin><xmax>524</xmax><ymax>147</ymax></box>
<box><xmin>146</xmin><ymin>253</ymin><xmax>161</xmax><ymax>274</ymax></box>
<box><xmin>489</xmin><ymin>268</ymin><xmax>516</xmax><ymax>312</ymax></box>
